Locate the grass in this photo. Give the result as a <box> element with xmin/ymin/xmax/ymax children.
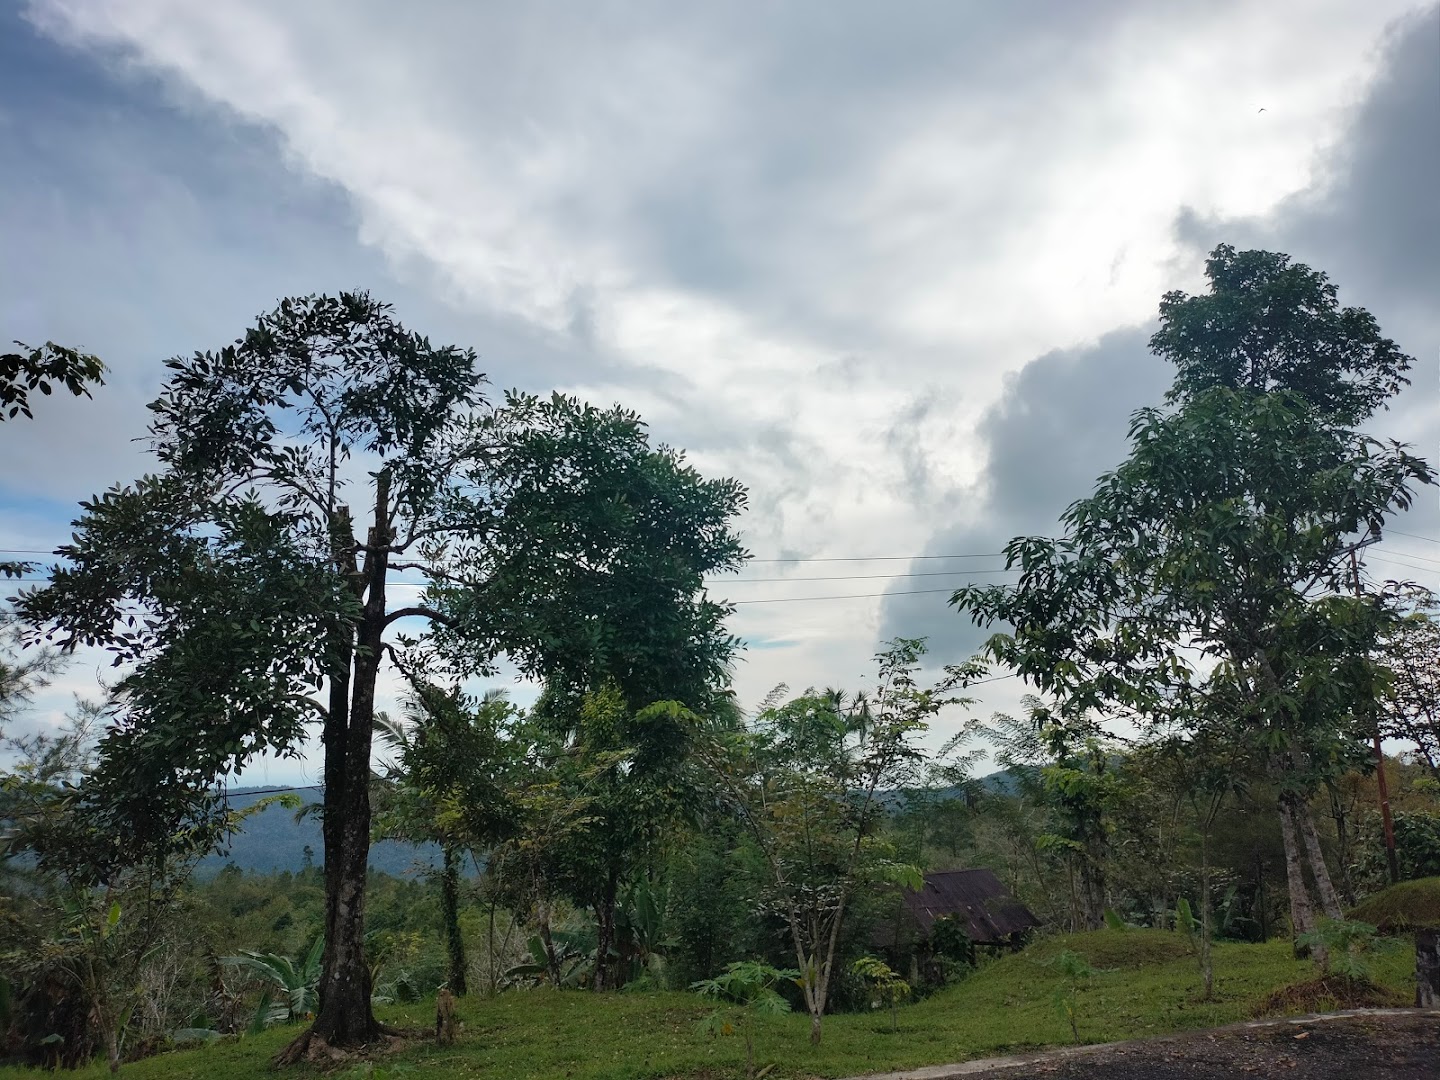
<box><xmin>3</xmin><ymin>930</ymin><xmax>1417</xmax><ymax>1080</ymax></box>
<box><xmin>1348</xmin><ymin>876</ymin><xmax>1440</xmax><ymax>933</ymax></box>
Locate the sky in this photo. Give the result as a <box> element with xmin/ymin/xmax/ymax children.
<box><xmin>3</xmin><ymin>1</ymin><xmax>1438</xmax><ymax>785</ymax></box>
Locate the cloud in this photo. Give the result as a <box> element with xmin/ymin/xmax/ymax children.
<box><xmin>5</xmin><ymin>0</ymin><xmax>1435</xmax><ymax>756</ymax></box>
<box><xmin>883</xmin><ymin>4</ymin><xmax>1440</xmax><ymax>703</ymax></box>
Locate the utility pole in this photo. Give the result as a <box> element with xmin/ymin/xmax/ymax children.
<box><xmin>1351</xmin><ymin>547</ymin><xmax>1400</xmax><ymax>885</ymax></box>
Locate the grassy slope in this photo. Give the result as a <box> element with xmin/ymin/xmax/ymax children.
<box><xmin>9</xmin><ymin>931</ymin><xmax>1415</xmax><ymax>1080</ymax></box>
<box><xmin>1348</xmin><ymin>876</ymin><xmax>1440</xmax><ymax>932</ymax></box>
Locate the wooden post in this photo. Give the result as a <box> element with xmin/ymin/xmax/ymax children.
<box><xmin>1417</xmin><ymin>929</ymin><xmax>1439</xmax><ymax>1008</ymax></box>
<box><xmin>1374</xmin><ymin>735</ymin><xmax>1401</xmax><ymax>885</ymax></box>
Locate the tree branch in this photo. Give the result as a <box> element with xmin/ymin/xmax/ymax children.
<box><xmin>383</xmin><ymin>605</ymin><xmax>456</xmax><ymax>628</ymax></box>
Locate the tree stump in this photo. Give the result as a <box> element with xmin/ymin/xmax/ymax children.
<box><xmin>435</xmin><ymin>988</ymin><xmax>460</xmax><ymax>1045</ymax></box>
<box><xmin>1417</xmin><ymin>929</ymin><xmax>1440</xmax><ymax>1008</ymax></box>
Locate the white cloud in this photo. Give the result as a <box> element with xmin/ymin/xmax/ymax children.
<box><xmin>18</xmin><ymin>0</ymin><xmax>1433</xmax><ymax>729</ymax></box>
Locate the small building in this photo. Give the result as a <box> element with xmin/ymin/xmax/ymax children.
<box><xmin>873</xmin><ymin>868</ymin><xmax>1041</xmax><ymax>977</ymax></box>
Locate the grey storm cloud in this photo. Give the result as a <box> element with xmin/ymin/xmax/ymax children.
<box><xmin>877</xmin><ymin>327</ymin><xmax>1166</xmax><ymax>663</ymax></box>
<box><xmin>880</xmin><ymin>3</ymin><xmax>1440</xmax><ymax>664</ymax></box>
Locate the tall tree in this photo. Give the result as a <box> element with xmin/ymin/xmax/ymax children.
<box><xmin>953</xmin><ymin>247</ymin><xmax>1433</xmax><ymax>953</ymax></box>
<box><xmin>17</xmin><ymin>294</ymin><xmax>746</xmax><ymax>1059</ymax></box>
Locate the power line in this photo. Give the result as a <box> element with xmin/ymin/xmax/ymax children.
<box><xmin>709</xmin><ymin>568</ymin><xmax>1014</xmax><ymax>583</ymax></box>
<box><xmin>1372</xmin><ymin>546</ymin><xmax>1440</xmax><ymax>568</ymax></box>
<box><xmin>1385</xmin><ymin>528</ymin><xmax>1440</xmax><ymax>546</ymax></box>
<box><xmin>742</xmin><ymin>552</ymin><xmax>1002</xmax><ymax>563</ymax></box>
<box><xmin>733</xmin><ymin>586</ymin><xmax>959</xmax><ymax>605</ymax></box>
<box><xmin>1365</xmin><ymin>553</ymin><xmax>1440</xmax><ymax>578</ymax></box>
<box><xmin>380</xmin><ymin>569</ymin><xmax>1016</xmax><ymax>587</ymax></box>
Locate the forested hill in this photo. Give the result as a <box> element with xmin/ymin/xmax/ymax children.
<box><xmin>200</xmin><ymin>776</ymin><xmax>1021</xmax><ymax>877</ymax></box>
<box><xmin>197</xmin><ymin>787</ymin><xmax>440</xmax><ymax>878</ymax></box>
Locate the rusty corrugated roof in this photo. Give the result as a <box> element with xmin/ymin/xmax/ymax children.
<box><xmin>899</xmin><ymin>868</ymin><xmax>1041</xmax><ymax>943</ymax></box>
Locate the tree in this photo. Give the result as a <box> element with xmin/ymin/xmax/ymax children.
<box><xmin>1151</xmin><ymin>245</ymin><xmax>1411</xmax><ymax>427</ymax></box>
<box><xmin>1139</xmin><ymin>724</ymin><xmax>1250</xmax><ymax>997</ymax></box>
<box><xmin>953</xmin><ymin>247</ymin><xmax>1433</xmax><ymax>956</ymax></box>
<box><xmin>702</xmin><ymin>639</ymin><xmax>980</xmax><ymax>1045</ymax></box>
<box><xmin>1</xmin><ymin>339</ymin><xmax>104</xmax><ymax>580</ymax></box>
<box><xmin>970</xmin><ymin>701</ymin><xmax>1127</xmax><ymax>932</ymax></box>
<box><xmin>17</xmin><ymin>293</ymin><xmax>746</xmax><ymax>1059</ymax></box>
<box><xmin>1377</xmin><ymin>590</ymin><xmax>1440</xmax><ymax>782</ymax></box>
<box><xmin>540</xmin><ymin>685</ymin><xmax>702</xmax><ymax>991</ymax></box>
<box><xmin>1</xmin><ymin>340</ymin><xmax>104</xmax><ymax>422</ymax></box>
<box><xmin>373</xmin><ymin>686</ymin><xmax>521</xmax><ymax>997</ymax></box>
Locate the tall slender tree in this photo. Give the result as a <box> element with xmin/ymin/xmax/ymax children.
<box><xmin>953</xmin><ymin>247</ymin><xmax>1433</xmax><ymax>951</ymax></box>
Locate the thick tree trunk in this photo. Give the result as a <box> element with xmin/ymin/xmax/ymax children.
<box><xmin>278</xmin><ymin>488</ymin><xmax>393</xmax><ymax>1063</ymax></box>
<box><xmin>1278</xmin><ymin>797</ymin><xmax>1323</xmax><ymax>965</ymax></box>
<box><xmin>440</xmin><ymin>846</ymin><xmax>468</xmax><ymax>995</ymax></box>
<box><xmin>1295</xmin><ymin>799</ymin><xmax>1344</xmax><ymax>920</ymax></box>
<box><xmin>1417</xmin><ymin>929</ymin><xmax>1440</xmax><ymax>1008</ymax></box>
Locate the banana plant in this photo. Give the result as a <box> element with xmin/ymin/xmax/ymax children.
<box><xmin>503</xmin><ymin>930</ymin><xmax>593</xmax><ymax>989</ymax></box>
<box><xmin>223</xmin><ymin>935</ymin><xmax>323</xmax><ymax>1030</ymax></box>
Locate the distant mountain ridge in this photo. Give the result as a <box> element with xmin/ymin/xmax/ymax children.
<box><xmin>199</xmin><ymin>786</ymin><xmax>439</xmax><ymax>878</ymax></box>
<box><xmin>202</xmin><ymin>772</ymin><xmax>1022</xmax><ymax>876</ymax></box>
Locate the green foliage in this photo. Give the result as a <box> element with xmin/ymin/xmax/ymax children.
<box><xmin>1354</xmin><ymin>811</ymin><xmax>1440</xmax><ymax>887</ymax></box>
<box><xmin>1045</xmin><ymin>949</ymin><xmax>1099</xmax><ymax>1044</ymax></box>
<box><xmin>927</xmin><ymin>914</ymin><xmax>975</xmax><ymax>967</ymax></box>
<box><xmin>850</xmin><ymin>957</ymin><xmax>911</xmax><ymax>1031</ymax></box>
<box><xmin>0</xmin><ymin>340</ymin><xmax>104</xmax><ymax>421</ymax></box>
<box><xmin>1175</xmin><ymin>897</ymin><xmax>1198</xmax><ymax>949</ymax></box>
<box><xmin>1152</xmin><ymin>244</ymin><xmax>1411</xmax><ymax>426</ymax></box>
<box><xmin>1295</xmin><ymin>919</ymin><xmax>1395</xmax><ymax>984</ymax></box>
<box><xmin>222</xmin><ymin>935</ymin><xmax>323</xmax><ymax>1026</ymax></box>
<box><xmin>693</xmin><ymin>961</ymin><xmax>798</xmax><ymax>1079</ymax></box>
<box><xmin>700</xmin><ymin>638</ymin><xmax>984</xmax><ymax>1043</ymax></box>
<box><xmin>1347</xmin><ymin>876</ymin><xmax>1440</xmax><ymax>933</ymax></box>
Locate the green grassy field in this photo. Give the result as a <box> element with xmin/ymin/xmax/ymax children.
<box><xmin>6</xmin><ymin>931</ymin><xmax>1416</xmax><ymax>1080</ymax></box>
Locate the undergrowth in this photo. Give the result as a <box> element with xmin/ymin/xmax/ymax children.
<box><xmin>1</xmin><ymin>931</ymin><xmax>1415</xmax><ymax>1080</ymax></box>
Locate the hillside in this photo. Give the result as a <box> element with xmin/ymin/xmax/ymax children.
<box><xmin>11</xmin><ymin>929</ymin><xmax>1417</xmax><ymax>1079</ymax></box>
<box><xmin>198</xmin><ymin>788</ymin><xmax>439</xmax><ymax>878</ymax></box>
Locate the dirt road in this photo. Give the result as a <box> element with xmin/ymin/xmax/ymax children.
<box><xmin>846</xmin><ymin>1009</ymin><xmax>1440</xmax><ymax>1080</ymax></box>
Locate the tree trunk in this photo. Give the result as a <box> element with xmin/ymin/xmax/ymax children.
<box><xmin>1295</xmin><ymin>798</ymin><xmax>1344</xmax><ymax>921</ymax></box>
<box><xmin>440</xmin><ymin>846</ymin><xmax>468</xmax><ymax>995</ymax></box>
<box><xmin>536</xmin><ymin>896</ymin><xmax>562</xmax><ymax>986</ymax></box>
<box><xmin>1278</xmin><ymin>797</ymin><xmax>1323</xmax><ymax>965</ymax></box>
<box><xmin>488</xmin><ymin>890</ymin><xmax>498</xmax><ymax>998</ymax></box>
<box><xmin>278</xmin><ymin>487</ymin><xmax>392</xmax><ymax>1063</ymax></box>
<box><xmin>592</xmin><ymin>871</ymin><xmax>618</xmax><ymax>992</ymax></box>
<box><xmin>1200</xmin><ymin>827</ymin><xmax>1213</xmax><ymax>1000</ymax></box>
<box><xmin>1416</xmin><ymin>929</ymin><xmax>1440</xmax><ymax>1008</ymax></box>
<box><xmin>1326</xmin><ymin>781</ymin><xmax>1357</xmax><ymax>907</ymax></box>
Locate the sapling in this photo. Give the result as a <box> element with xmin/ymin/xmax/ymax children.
<box><xmin>693</xmin><ymin>961</ymin><xmax>799</xmax><ymax>1080</ymax></box>
<box><xmin>1047</xmin><ymin>950</ymin><xmax>1098</xmax><ymax>1044</ymax></box>
<box><xmin>851</xmin><ymin>957</ymin><xmax>911</xmax><ymax>1032</ymax></box>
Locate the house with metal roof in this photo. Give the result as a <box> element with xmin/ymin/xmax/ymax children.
<box><xmin>872</xmin><ymin>868</ymin><xmax>1042</xmax><ymax>971</ymax></box>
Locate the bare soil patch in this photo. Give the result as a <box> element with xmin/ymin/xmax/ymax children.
<box><xmin>847</xmin><ymin>1009</ymin><xmax>1440</xmax><ymax>1080</ymax></box>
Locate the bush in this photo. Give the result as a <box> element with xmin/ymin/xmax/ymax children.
<box><xmin>1348</xmin><ymin>876</ymin><xmax>1440</xmax><ymax>933</ymax></box>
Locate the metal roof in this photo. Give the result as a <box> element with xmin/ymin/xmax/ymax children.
<box><xmin>897</xmin><ymin>868</ymin><xmax>1041</xmax><ymax>944</ymax></box>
